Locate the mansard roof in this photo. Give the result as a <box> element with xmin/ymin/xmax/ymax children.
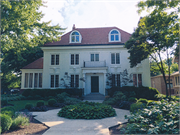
<box><xmin>44</xmin><ymin>26</ymin><xmax>131</xmax><ymax>46</ymax></box>
<box><xmin>22</xmin><ymin>57</ymin><xmax>43</xmax><ymax>69</ymax></box>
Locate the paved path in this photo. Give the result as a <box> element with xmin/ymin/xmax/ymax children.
<box><xmin>33</xmin><ymin>108</ymin><xmax>130</xmax><ymax>135</ymax></box>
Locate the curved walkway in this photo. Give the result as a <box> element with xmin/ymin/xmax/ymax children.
<box><xmin>32</xmin><ymin>108</ymin><xmax>130</xmax><ymax>135</ymax></box>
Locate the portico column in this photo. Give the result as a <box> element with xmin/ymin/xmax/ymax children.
<box><xmin>83</xmin><ymin>73</ymin><xmax>86</xmax><ymax>95</ymax></box>
<box><xmin>104</xmin><ymin>73</ymin><xmax>106</xmax><ymax>95</ymax></box>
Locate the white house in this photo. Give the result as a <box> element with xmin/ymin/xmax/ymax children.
<box><xmin>21</xmin><ymin>25</ymin><xmax>151</xmax><ymax>95</ymax></box>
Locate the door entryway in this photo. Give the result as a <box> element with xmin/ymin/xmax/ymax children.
<box><xmin>91</xmin><ymin>76</ymin><xmax>99</xmax><ymax>93</ymax></box>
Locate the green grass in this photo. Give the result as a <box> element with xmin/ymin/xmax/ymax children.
<box><xmin>7</xmin><ymin>100</ymin><xmax>48</xmax><ymax>111</ymax></box>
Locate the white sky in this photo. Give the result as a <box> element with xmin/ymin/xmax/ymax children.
<box><xmin>39</xmin><ymin>0</ymin><xmax>148</xmax><ymax>34</ymax></box>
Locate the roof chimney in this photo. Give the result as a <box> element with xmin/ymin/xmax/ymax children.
<box><xmin>72</xmin><ymin>24</ymin><xmax>75</xmax><ymax>30</ymax></box>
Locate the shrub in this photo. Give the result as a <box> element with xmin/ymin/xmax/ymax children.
<box><xmin>10</xmin><ymin>115</ymin><xmax>29</xmax><ymax>130</ymax></box>
<box><xmin>137</xmin><ymin>98</ymin><xmax>148</xmax><ymax>105</ymax></box>
<box><xmin>119</xmin><ymin>101</ymin><xmax>133</xmax><ymax>110</ymax></box>
<box><xmin>58</xmin><ymin>101</ymin><xmax>116</xmax><ymax>119</ymax></box>
<box><xmin>1</xmin><ymin>107</ymin><xmax>15</xmax><ymax>118</ymax></box>
<box><xmin>0</xmin><ymin>126</ymin><xmax>1</xmax><ymax>134</ymax></box>
<box><xmin>25</xmin><ymin>103</ymin><xmax>34</xmax><ymax>111</ymax></box>
<box><xmin>30</xmin><ymin>106</ymin><xmax>47</xmax><ymax>111</ymax></box>
<box><xmin>64</xmin><ymin>97</ymin><xmax>81</xmax><ymax>105</ymax></box>
<box><xmin>128</xmin><ymin>97</ymin><xmax>137</xmax><ymax>102</ymax></box>
<box><xmin>125</xmin><ymin>100</ymin><xmax>180</xmax><ymax>134</ymax></box>
<box><xmin>48</xmin><ymin>98</ymin><xmax>57</xmax><ymax>106</ymax></box>
<box><xmin>130</xmin><ymin>102</ymin><xmax>146</xmax><ymax>113</ymax></box>
<box><xmin>103</xmin><ymin>98</ymin><xmax>116</xmax><ymax>105</ymax></box>
<box><xmin>154</xmin><ymin>93</ymin><xmax>166</xmax><ymax>101</ymax></box>
<box><xmin>0</xmin><ymin>114</ymin><xmax>12</xmax><ymax>132</ymax></box>
<box><xmin>36</xmin><ymin>100</ymin><xmax>45</xmax><ymax>107</ymax></box>
<box><xmin>1</xmin><ymin>99</ymin><xmax>8</xmax><ymax>106</ymax></box>
<box><xmin>56</xmin><ymin>94</ymin><xmax>65</xmax><ymax>103</ymax></box>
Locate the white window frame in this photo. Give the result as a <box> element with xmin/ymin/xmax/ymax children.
<box><xmin>51</xmin><ymin>54</ymin><xmax>59</xmax><ymax>65</ymax></box>
<box><xmin>133</xmin><ymin>73</ymin><xmax>142</xmax><ymax>87</ymax></box>
<box><xmin>111</xmin><ymin>53</ymin><xmax>120</xmax><ymax>64</ymax></box>
<box><xmin>50</xmin><ymin>74</ymin><xmax>59</xmax><ymax>88</ymax></box>
<box><xmin>70</xmin><ymin>54</ymin><xmax>79</xmax><ymax>65</ymax></box>
<box><xmin>24</xmin><ymin>73</ymin><xmax>42</xmax><ymax>88</ymax></box>
<box><xmin>69</xmin><ymin>30</ymin><xmax>82</xmax><ymax>43</ymax></box>
<box><xmin>70</xmin><ymin>74</ymin><xmax>79</xmax><ymax>88</ymax></box>
<box><xmin>109</xmin><ymin>29</ymin><xmax>121</xmax><ymax>42</ymax></box>
<box><xmin>90</xmin><ymin>53</ymin><xmax>99</xmax><ymax>61</ymax></box>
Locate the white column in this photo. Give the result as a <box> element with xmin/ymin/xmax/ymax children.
<box><xmin>83</xmin><ymin>73</ymin><xmax>86</xmax><ymax>95</ymax></box>
<box><xmin>104</xmin><ymin>73</ymin><xmax>106</xmax><ymax>95</ymax></box>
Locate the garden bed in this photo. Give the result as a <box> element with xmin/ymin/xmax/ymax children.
<box><xmin>109</xmin><ymin>122</ymin><xmax>127</xmax><ymax>135</ymax></box>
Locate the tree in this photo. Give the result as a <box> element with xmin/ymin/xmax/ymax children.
<box><xmin>1</xmin><ymin>0</ymin><xmax>65</xmax><ymax>90</ymax></box>
<box><xmin>125</xmin><ymin>0</ymin><xmax>179</xmax><ymax>97</ymax></box>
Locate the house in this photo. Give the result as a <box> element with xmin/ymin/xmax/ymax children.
<box><xmin>21</xmin><ymin>25</ymin><xmax>151</xmax><ymax>96</ymax></box>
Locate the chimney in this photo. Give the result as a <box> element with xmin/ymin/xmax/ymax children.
<box><xmin>72</xmin><ymin>24</ymin><xmax>75</xmax><ymax>30</ymax></box>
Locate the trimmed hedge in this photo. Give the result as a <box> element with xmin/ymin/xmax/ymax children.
<box><xmin>106</xmin><ymin>86</ymin><xmax>159</xmax><ymax>100</ymax></box>
<box><xmin>22</xmin><ymin>88</ymin><xmax>83</xmax><ymax>97</ymax></box>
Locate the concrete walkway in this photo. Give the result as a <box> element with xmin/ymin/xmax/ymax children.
<box><xmin>33</xmin><ymin>107</ymin><xmax>130</xmax><ymax>135</ymax></box>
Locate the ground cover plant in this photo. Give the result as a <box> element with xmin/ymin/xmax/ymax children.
<box><xmin>58</xmin><ymin>101</ymin><xmax>116</xmax><ymax>119</ymax></box>
<box><xmin>123</xmin><ymin>99</ymin><xmax>180</xmax><ymax>134</ymax></box>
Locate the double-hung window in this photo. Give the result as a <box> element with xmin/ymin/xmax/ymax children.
<box><xmin>111</xmin><ymin>53</ymin><xmax>120</xmax><ymax>64</ymax></box>
<box><xmin>34</xmin><ymin>73</ymin><xmax>42</xmax><ymax>88</ymax></box>
<box><xmin>50</xmin><ymin>75</ymin><xmax>59</xmax><ymax>88</ymax></box>
<box><xmin>70</xmin><ymin>75</ymin><xmax>79</xmax><ymax>88</ymax></box>
<box><xmin>133</xmin><ymin>74</ymin><xmax>142</xmax><ymax>87</ymax></box>
<box><xmin>71</xmin><ymin>54</ymin><xmax>79</xmax><ymax>65</ymax></box>
<box><xmin>112</xmin><ymin>74</ymin><xmax>121</xmax><ymax>87</ymax></box>
<box><xmin>24</xmin><ymin>73</ymin><xmax>42</xmax><ymax>88</ymax></box>
<box><xmin>51</xmin><ymin>54</ymin><xmax>59</xmax><ymax>65</ymax></box>
<box><xmin>91</xmin><ymin>54</ymin><xmax>99</xmax><ymax>61</ymax></box>
<box><xmin>24</xmin><ymin>73</ymin><xmax>33</xmax><ymax>88</ymax></box>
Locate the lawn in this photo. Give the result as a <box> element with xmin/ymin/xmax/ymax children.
<box><xmin>8</xmin><ymin>100</ymin><xmax>48</xmax><ymax>111</ymax></box>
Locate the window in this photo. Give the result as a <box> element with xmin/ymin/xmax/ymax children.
<box><xmin>51</xmin><ymin>54</ymin><xmax>59</xmax><ymax>65</ymax></box>
<box><xmin>112</xmin><ymin>74</ymin><xmax>121</xmax><ymax>87</ymax></box>
<box><xmin>71</xmin><ymin>75</ymin><xmax>79</xmax><ymax>88</ymax></box>
<box><xmin>25</xmin><ymin>73</ymin><xmax>29</xmax><ymax>88</ymax></box>
<box><xmin>29</xmin><ymin>73</ymin><xmax>33</xmax><ymax>88</ymax></box>
<box><xmin>71</xmin><ymin>54</ymin><xmax>79</xmax><ymax>65</ymax></box>
<box><xmin>111</xmin><ymin>53</ymin><xmax>120</xmax><ymax>64</ymax></box>
<box><xmin>109</xmin><ymin>29</ymin><xmax>121</xmax><ymax>42</ymax></box>
<box><xmin>70</xmin><ymin>31</ymin><xmax>81</xmax><ymax>43</ymax></box>
<box><xmin>167</xmin><ymin>83</ymin><xmax>173</xmax><ymax>89</ymax></box>
<box><xmin>34</xmin><ymin>73</ymin><xmax>42</xmax><ymax>88</ymax></box>
<box><xmin>175</xmin><ymin>76</ymin><xmax>180</xmax><ymax>85</ymax></box>
<box><xmin>133</xmin><ymin>74</ymin><xmax>142</xmax><ymax>87</ymax></box>
<box><xmin>50</xmin><ymin>75</ymin><xmax>59</xmax><ymax>88</ymax></box>
<box><xmin>24</xmin><ymin>73</ymin><xmax>43</xmax><ymax>88</ymax></box>
<box><xmin>91</xmin><ymin>54</ymin><xmax>99</xmax><ymax>61</ymax></box>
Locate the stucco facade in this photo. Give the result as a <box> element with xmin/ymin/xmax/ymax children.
<box><xmin>21</xmin><ymin>26</ymin><xmax>151</xmax><ymax>95</ymax></box>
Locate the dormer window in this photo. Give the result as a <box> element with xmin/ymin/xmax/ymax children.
<box><xmin>70</xmin><ymin>31</ymin><xmax>81</xmax><ymax>43</ymax></box>
<box><xmin>109</xmin><ymin>29</ymin><xmax>121</xmax><ymax>42</ymax></box>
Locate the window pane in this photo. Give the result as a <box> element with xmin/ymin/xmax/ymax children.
<box><xmin>39</xmin><ymin>73</ymin><xmax>42</xmax><ymax>88</ymax></box>
<box><xmin>111</xmin><ymin>30</ymin><xmax>118</xmax><ymax>34</ymax></box>
<box><xmin>75</xmin><ymin>54</ymin><xmax>79</xmax><ymax>65</ymax></box>
<box><xmin>71</xmin><ymin>54</ymin><xmax>74</xmax><ymax>65</ymax></box>
<box><xmin>133</xmin><ymin>74</ymin><xmax>137</xmax><ymax>87</ymax></box>
<box><xmin>112</xmin><ymin>74</ymin><xmax>115</xmax><ymax>87</ymax></box>
<box><xmin>51</xmin><ymin>75</ymin><xmax>54</xmax><ymax>88</ymax></box>
<box><xmin>76</xmin><ymin>36</ymin><xmax>79</xmax><ymax>42</ymax></box>
<box><xmin>178</xmin><ymin>76</ymin><xmax>180</xmax><ymax>85</ymax></box>
<box><xmin>71</xmin><ymin>75</ymin><xmax>74</xmax><ymax>87</ymax></box>
<box><xmin>34</xmin><ymin>73</ymin><xmax>38</xmax><ymax>88</ymax></box>
<box><xmin>111</xmin><ymin>53</ymin><xmax>115</xmax><ymax>64</ymax></box>
<box><xmin>72</xmin><ymin>32</ymin><xmax>79</xmax><ymax>35</ymax></box>
<box><xmin>117</xmin><ymin>74</ymin><xmax>120</xmax><ymax>87</ymax></box>
<box><xmin>116</xmin><ymin>53</ymin><xmax>120</xmax><ymax>64</ymax></box>
<box><xmin>91</xmin><ymin>54</ymin><xmax>94</xmax><ymax>61</ymax></box>
<box><xmin>95</xmin><ymin>54</ymin><xmax>99</xmax><ymax>61</ymax></box>
<box><xmin>55</xmin><ymin>75</ymin><xmax>59</xmax><ymax>87</ymax></box>
<box><xmin>75</xmin><ymin>75</ymin><xmax>79</xmax><ymax>88</ymax></box>
<box><xmin>71</xmin><ymin>36</ymin><xmax>75</xmax><ymax>42</ymax></box>
<box><xmin>115</xmin><ymin>35</ymin><xmax>119</xmax><ymax>41</ymax></box>
<box><xmin>111</xmin><ymin>35</ymin><xmax>114</xmax><ymax>41</ymax></box>
<box><xmin>138</xmin><ymin>74</ymin><xmax>142</xmax><ymax>87</ymax></box>
<box><xmin>29</xmin><ymin>73</ymin><xmax>33</xmax><ymax>88</ymax></box>
<box><xmin>56</xmin><ymin>55</ymin><xmax>59</xmax><ymax>65</ymax></box>
<box><xmin>25</xmin><ymin>73</ymin><xmax>29</xmax><ymax>88</ymax></box>
<box><xmin>51</xmin><ymin>55</ymin><xmax>55</xmax><ymax>65</ymax></box>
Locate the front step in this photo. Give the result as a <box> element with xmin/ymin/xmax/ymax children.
<box><xmin>83</xmin><ymin>93</ymin><xmax>105</xmax><ymax>100</ymax></box>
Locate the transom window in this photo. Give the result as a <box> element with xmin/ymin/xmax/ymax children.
<box><xmin>70</xmin><ymin>31</ymin><xmax>81</xmax><ymax>43</ymax></box>
<box><xmin>91</xmin><ymin>54</ymin><xmax>99</xmax><ymax>61</ymax></box>
<box><xmin>111</xmin><ymin>53</ymin><xmax>120</xmax><ymax>64</ymax></box>
<box><xmin>109</xmin><ymin>29</ymin><xmax>121</xmax><ymax>42</ymax></box>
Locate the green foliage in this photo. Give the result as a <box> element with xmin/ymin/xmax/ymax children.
<box><xmin>130</xmin><ymin>102</ymin><xmax>146</xmax><ymax>113</ymax></box>
<box><xmin>128</xmin><ymin>97</ymin><xmax>137</xmax><ymax>102</ymax></box>
<box><xmin>103</xmin><ymin>98</ymin><xmax>116</xmax><ymax>105</ymax></box>
<box><xmin>0</xmin><ymin>126</ymin><xmax>1</xmax><ymax>134</ymax></box>
<box><xmin>170</xmin><ymin>63</ymin><xmax>179</xmax><ymax>73</ymax></box>
<box><xmin>48</xmin><ymin>98</ymin><xmax>57</xmax><ymax>107</ymax></box>
<box><xmin>0</xmin><ymin>114</ymin><xmax>12</xmax><ymax>133</ymax></box>
<box><xmin>1</xmin><ymin>99</ymin><xmax>8</xmax><ymax>106</ymax></box>
<box><xmin>25</xmin><ymin>103</ymin><xmax>34</xmax><ymax>110</ymax></box>
<box><xmin>58</xmin><ymin>101</ymin><xmax>116</xmax><ymax>119</ymax></box>
<box><xmin>36</xmin><ymin>100</ymin><xmax>44</xmax><ymax>107</ymax></box>
<box><xmin>64</xmin><ymin>97</ymin><xmax>81</xmax><ymax>105</ymax></box>
<box><xmin>137</xmin><ymin>98</ymin><xmax>148</xmax><ymax>105</ymax></box>
<box><xmin>125</xmin><ymin>99</ymin><xmax>180</xmax><ymax>134</ymax></box>
<box><xmin>56</xmin><ymin>94</ymin><xmax>65</xmax><ymax>103</ymax></box>
<box><xmin>10</xmin><ymin>115</ymin><xmax>29</xmax><ymax>130</ymax></box>
<box><xmin>1</xmin><ymin>106</ymin><xmax>15</xmax><ymax>118</ymax></box>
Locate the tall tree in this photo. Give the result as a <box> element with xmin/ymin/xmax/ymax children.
<box><xmin>1</xmin><ymin>0</ymin><xmax>65</xmax><ymax>90</ymax></box>
<box><xmin>125</xmin><ymin>0</ymin><xmax>179</xmax><ymax>97</ymax></box>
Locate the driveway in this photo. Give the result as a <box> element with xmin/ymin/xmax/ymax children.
<box><xmin>33</xmin><ymin>108</ymin><xmax>130</xmax><ymax>135</ymax></box>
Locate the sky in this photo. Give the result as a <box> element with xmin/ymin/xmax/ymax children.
<box><xmin>39</xmin><ymin>0</ymin><xmax>148</xmax><ymax>34</ymax></box>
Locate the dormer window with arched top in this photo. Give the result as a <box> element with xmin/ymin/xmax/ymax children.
<box><xmin>109</xmin><ymin>29</ymin><xmax>121</xmax><ymax>42</ymax></box>
<box><xmin>70</xmin><ymin>31</ymin><xmax>82</xmax><ymax>43</ymax></box>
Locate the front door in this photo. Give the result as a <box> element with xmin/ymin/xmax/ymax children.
<box><xmin>91</xmin><ymin>76</ymin><xmax>99</xmax><ymax>93</ymax></box>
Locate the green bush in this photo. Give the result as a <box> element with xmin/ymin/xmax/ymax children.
<box><xmin>0</xmin><ymin>114</ymin><xmax>12</xmax><ymax>132</ymax></box>
<box><xmin>0</xmin><ymin>126</ymin><xmax>1</xmax><ymax>134</ymax></box>
<box><xmin>125</xmin><ymin>99</ymin><xmax>180</xmax><ymax>134</ymax></box>
<box><xmin>10</xmin><ymin>115</ymin><xmax>29</xmax><ymax>130</ymax></box>
<box><xmin>25</xmin><ymin>103</ymin><xmax>34</xmax><ymax>110</ymax></box>
<box><xmin>128</xmin><ymin>97</ymin><xmax>137</xmax><ymax>102</ymax></box>
<box><xmin>1</xmin><ymin>107</ymin><xmax>15</xmax><ymax>118</ymax></box>
<box><xmin>130</xmin><ymin>102</ymin><xmax>146</xmax><ymax>113</ymax></box>
<box><xmin>56</xmin><ymin>94</ymin><xmax>65</xmax><ymax>103</ymax></box>
<box><xmin>103</xmin><ymin>98</ymin><xmax>116</xmax><ymax>105</ymax></box>
<box><xmin>137</xmin><ymin>98</ymin><xmax>148</xmax><ymax>105</ymax></box>
<box><xmin>36</xmin><ymin>100</ymin><xmax>45</xmax><ymax>107</ymax></box>
<box><xmin>154</xmin><ymin>93</ymin><xmax>166</xmax><ymax>101</ymax></box>
<box><xmin>64</xmin><ymin>97</ymin><xmax>81</xmax><ymax>105</ymax></box>
<box><xmin>58</xmin><ymin>101</ymin><xmax>116</xmax><ymax>119</ymax></box>
<box><xmin>1</xmin><ymin>99</ymin><xmax>8</xmax><ymax>106</ymax></box>
<box><xmin>48</xmin><ymin>98</ymin><xmax>57</xmax><ymax>106</ymax></box>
